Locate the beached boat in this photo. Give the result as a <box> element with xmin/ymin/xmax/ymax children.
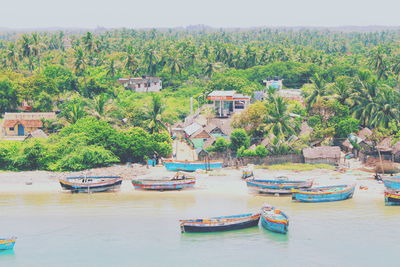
<box><xmin>260</xmin><ymin>204</ymin><xmax>289</xmax><ymax>234</ymax></box>
<box><xmin>180</xmin><ymin>213</ymin><xmax>261</xmax><ymax>233</ymax></box>
<box><xmin>164</xmin><ymin>160</ymin><xmax>223</xmax><ymax>172</ymax></box>
<box><xmin>384</xmin><ymin>189</ymin><xmax>400</xmax><ymax>206</ymax></box>
<box><xmin>59</xmin><ymin>176</ymin><xmax>123</xmax><ymax>193</ymax></box>
<box><xmin>132</xmin><ymin>172</ymin><xmax>195</xmax><ymax>191</ymax></box>
<box><xmin>0</xmin><ymin>237</ymin><xmax>16</xmax><ymax>250</ymax></box>
<box><xmin>382</xmin><ymin>176</ymin><xmax>400</xmax><ymax>190</ymax></box>
<box><xmin>246</xmin><ymin>177</ymin><xmax>313</xmax><ymax>194</ymax></box>
<box><xmin>292</xmin><ymin>184</ymin><xmax>355</xmax><ymax>203</ymax></box>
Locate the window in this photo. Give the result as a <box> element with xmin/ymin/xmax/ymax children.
<box><xmin>137</xmin><ymin>84</ymin><xmax>141</xmax><ymax>88</ymax></box>
<box><xmin>9</xmin><ymin>127</ymin><xmax>14</xmax><ymax>131</ymax></box>
<box><xmin>144</xmin><ymin>83</ymin><xmax>148</xmax><ymax>88</ymax></box>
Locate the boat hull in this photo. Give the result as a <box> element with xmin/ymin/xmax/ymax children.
<box><xmin>261</xmin><ymin>216</ymin><xmax>288</xmax><ymax>234</ymax></box>
<box><xmin>383</xmin><ymin>179</ymin><xmax>400</xmax><ymax>190</ymax></box>
<box><xmin>59</xmin><ymin>178</ymin><xmax>122</xmax><ymax>193</ymax></box>
<box><xmin>0</xmin><ymin>239</ymin><xmax>16</xmax><ymax>250</ymax></box>
<box><xmin>246</xmin><ymin>179</ymin><xmax>313</xmax><ymax>194</ymax></box>
<box><xmin>384</xmin><ymin>191</ymin><xmax>400</xmax><ymax>206</ymax></box>
<box><xmin>180</xmin><ymin>213</ymin><xmax>260</xmax><ymax>233</ymax></box>
<box><xmin>164</xmin><ymin>160</ymin><xmax>223</xmax><ymax>172</ymax></box>
<box><xmin>132</xmin><ymin>180</ymin><xmax>195</xmax><ymax>191</ymax></box>
<box><xmin>292</xmin><ymin>185</ymin><xmax>355</xmax><ymax>203</ymax></box>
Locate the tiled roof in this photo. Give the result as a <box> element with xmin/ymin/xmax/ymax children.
<box><xmin>3</xmin><ymin>120</ymin><xmax>43</xmax><ymax>128</ymax></box>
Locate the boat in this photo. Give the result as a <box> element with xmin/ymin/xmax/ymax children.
<box><xmin>132</xmin><ymin>172</ymin><xmax>195</xmax><ymax>191</ymax></box>
<box><xmin>180</xmin><ymin>213</ymin><xmax>261</xmax><ymax>233</ymax></box>
<box><xmin>246</xmin><ymin>176</ymin><xmax>313</xmax><ymax>194</ymax></box>
<box><xmin>260</xmin><ymin>204</ymin><xmax>289</xmax><ymax>234</ymax></box>
<box><xmin>163</xmin><ymin>160</ymin><xmax>223</xmax><ymax>172</ymax></box>
<box><xmin>0</xmin><ymin>237</ymin><xmax>16</xmax><ymax>250</ymax></box>
<box><xmin>382</xmin><ymin>176</ymin><xmax>400</xmax><ymax>190</ymax></box>
<box><xmin>292</xmin><ymin>184</ymin><xmax>355</xmax><ymax>203</ymax></box>
<box><xmin>59</xmin><ymin>176</ymin><xmax>123</xmax><ymax>193</ymax></box>
<box><xmin>384</xmin><ymin>189</ymin><xmax>400</xmax><ymax>206</ymax></box>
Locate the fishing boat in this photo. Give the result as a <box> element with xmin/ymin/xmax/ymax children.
<box><xmin>384</xmin><ymin>189</ymin><xmax>400</xmax><ymax>206</ymax></box>
<box><xmin>292</xmin><ymin>184</ymin><xmax>355</xmax><ymax>203</ymax></box>
<box><xmin>246</xmin><ymin>176</ymin><xmax>313</xmax><ymax>194</ymax></box>
<box><xmin>0</xmin><ymin>237</ymin><xmax>16</xmax><ymax>250</ymax></box>
<box><xmin>260</xmin><ymin>204</ymin><xmax>289</xmax><ymax>234</ymax></box>
<box><xmin>59</xmin><ymin>176</ymin><xmax>123</xmax><ymax>193</ymax></box>
<box><xmin>132</xmin><ymin>172</ymin><xmax>195</xmax><ymax>191</ymax></box>
<box><xmin>180</xmin><ymin>213</ymin><xmax>261</xmax><ymax>233</ymax></box>
<box><xmin>382</xmin><ymin>176</ymin><xmax>400</xmax><ymax>190</ymax></box>
<box><xmin>163</xmin><ymin>160</ymin><xmax>223</xmax><ymax>172</ymax></box>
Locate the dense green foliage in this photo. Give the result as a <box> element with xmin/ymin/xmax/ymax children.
<box><xmin>1</xmin><ymin>28</ymin><xmax>400</xmax><ymax>165</ymax></box>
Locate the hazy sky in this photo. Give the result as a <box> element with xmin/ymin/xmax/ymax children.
<box><xmin>1</xmin><ymin>0</ymin><xmax>399</xmax><ymax>28</ymax></box>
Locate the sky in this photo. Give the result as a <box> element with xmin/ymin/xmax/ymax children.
<box><xmin>0</xmin><ymin>0</ymin><xmax>399</xmax><ymax>29</ymax></box>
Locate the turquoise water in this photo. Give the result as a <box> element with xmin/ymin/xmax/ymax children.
<box><xmin>0</xmin><ymin>184</ymin><xmax>399</xmax><ymax>267</ymax></box>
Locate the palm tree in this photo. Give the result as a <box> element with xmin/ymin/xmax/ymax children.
<box><xmin>306</xmin><ymin>73</ymin><xmax>328</xmax><ymax>110</ymax></box>
<box><xmin>125</xmin><ymin>45</ymin><xmax>139</xmax><ymax>76</ymax></box>
<box><xmin>73</xmin><ymin>47</ymin><xmax>86</xmax><ymax>75</ymax></box>
<box><xmin>106</xmin><ymin>59</ymin><xmax>116</xmax><ymax>78</ymax></box>
<box><xmin>368</xmin><ymin>87</ymin><xmax>400</xmax><ymax>128</ymax></box>
<box><xmin>20</xmin><ymin>34</ymin><xmax>31</xmax><ymax>58</ymax></box>
<box><xmin>93</xmin><ymin>94</ymin><xmax>111</xmax><ymax>117</ymax></box>
<box><xmin>67</xmin><ymin>104</ymin><xmax>86</xmax><ymax>124</ymax></box>
<box><xmin>167</xmin><ymin>54</ymin><xmax>183</xmax><ymax>75</ymax></box>
<box><xmin>265</xmin><ymin>97</ymin><xmax>297</xmax><ymax>138</ymax></box>
<box><xmin>30</xmin><ymin>33</ymin><xmax>45</xmax><ymax>71</ymax></box>
<box><xmin>147</xmin><ymin>94</ymin><xmax>167</xmax><ymax>133</ymax></box>
<box><xmin>333</xmin><ymin>78</ymin><xmax>352</xmax><ymax>105</ymax></box>
<box><xmin>5</xmin><ymin>43</ymin><xmax>18</xmax><ymax>70</ymax></box>
<box><xmin>143</xmin><ymin>45</ymin><xmax>160</xmax><ymax>76</ymax></box>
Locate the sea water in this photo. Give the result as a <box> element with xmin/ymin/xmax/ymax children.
<box><xmin>0</xmin><ymin>176</ymin><xmax>398</xmax><ymax>267</ymax></box>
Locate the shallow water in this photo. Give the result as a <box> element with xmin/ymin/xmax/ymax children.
<box><xmin>0</xmin><ymin>176</ymin><xmax>399</xmax><ymax>267</ymax></box>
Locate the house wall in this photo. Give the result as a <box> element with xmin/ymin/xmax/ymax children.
<box><xmin>4</xmin><ymin>124</ymin><xmax>38</xmax><ymax>136</ymax></box>
<box><xmin>128</xmin><ymin>81</ymin><xmax>162</xmax><ymax>92</ymax></box>
<box><xmin>304</xmin><ymin>158</ymin><xmax>339</xmax><ymax>165</ymax></box>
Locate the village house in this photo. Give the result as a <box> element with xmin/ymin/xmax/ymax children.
<box><xmin>303</xmin><ymin>146</ymin><xmax>341</xmax><ymax>165</ymax></box>
<box><xmin>207</xmin><ymin>91</ymin><xmax>250</xmax><ymax>118</ymax></box>
<box><xmin>263</xmin><ymin>78</ymin><xmax>283</xmax><ymax>90</ymax></box>
<box><xmin>118</xmin><ymin>76</ymin><xmax>162</xmax><ymax>92</ymax></box>
<box><xmin>1</xmin><ymin>112</ymin><xmax>56</xmax><ymax>139</ymax></box>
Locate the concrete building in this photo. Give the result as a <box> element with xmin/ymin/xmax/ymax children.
<box><xmin>207</xmin><ymin>91</ymin><xmax>250</xmax><ymax>118</ymax></box>
<box><xmin>118</xmin><ymin>76</ymin><xmax>162</xmax><ymax>92</ymax></box>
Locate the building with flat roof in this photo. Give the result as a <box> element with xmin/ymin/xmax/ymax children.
<box><xmin>207</xmin><ymin>91</ymin><xmax>250</xmax><ymax>118</ymax></box>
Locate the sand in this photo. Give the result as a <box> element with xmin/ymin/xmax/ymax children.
<box><xmin>0</xmin><ymin>160</ymin><xmax>386</xmax><ymax>200</ymax></box>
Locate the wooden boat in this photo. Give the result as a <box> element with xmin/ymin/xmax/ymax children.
<box><xmin>164</xmin><ymin>160</ymin><xmax>223</xmax><ymax>172</ymax></box>
<box><xmin>59</xmin><ymin>176</ymin><xmax>123</xmax><ymax>193</ymax></box>
<box><xmin>382</xmin><ymin>176</ymin><xmax>400</xmax><ymax>190</ymax></box>
<box><xmin>246</xmin><ymin>176</ymin><xmax>313</xmax><ymax>194</ymax></box>
<box><xmin>260</xmin><ymin>204</ymin><xmax>289</xmax><ymax>234</ymax></box>
<box><xmin>384</xmin><ymin>189</ymin><xmax>400</xmax><ymax>206</ymax></box>
<box><xmin>132</xmin><ymin>172</ymin><xmax>195</xmax><ymax>191</ymax></box>
<box><xmin>0</xmin><ymin>237</ymin><xmax>16</xmax><ymax>250</ymax></box>
<box><xmin>292</xmin><ymin>184</ymin><xmax>355</xmax><ymax>203</ymax></box>
<box><xmin>180</xmin><ymin>213</ymin><xmax>261</xmax><ymax>233</ymax></box>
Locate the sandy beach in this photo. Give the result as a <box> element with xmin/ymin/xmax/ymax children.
<box><xmin>0</xmin><ymin>162</ymin><xmax>386</xmax><ymax>200</ymax></box>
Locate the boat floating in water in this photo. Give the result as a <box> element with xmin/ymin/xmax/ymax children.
<box><xmin>132</xmin><ymin>172</ymin><xmax>195</xmax><ymax>191</ymax></box>
<box><xmin>246</xmin><ymin>176</ymin><xmax>313</xmax><ymax>194</ymax></box>
<box><xmin>0</xmin><ymin>237</ymin><xmax>16</xmax><ymax>250</ymax></box>
<box><xmin>59</xmin><ymin>176</ymin><xmax>123</xmax><ymax>193</ymax></box>
<box><xmin>384</xmin><ymin>189</ymin><xmax>400</xmax><ymax>206</ymax></box>
<box><xmin>163</xmin><ymin>160</ymin><xmax>223</xmax><ymax>172</ymax></box>
<box><xmin>180</xmin><ymin>213</ymin><xmax>261</xmax><ymax>233</ymax></box>
<box><xmin>260</xmin><ymin>204</ymin><xmax>289</xmax><ymax>234</ymax></box>
<box><xmin>292</xmin><ymin>184</ymin><xmax>355</xmax><ymax>203</ymax></box>
<box><xmin>382</xmin><ymin>176</ymin><xmax>400</xmax><ymax>190</ymax></box>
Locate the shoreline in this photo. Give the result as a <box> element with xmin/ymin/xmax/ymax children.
<box><xmin>0</xmin><ymin>164</ymin><xmax>386</xmax><ymax>200</ymax></box>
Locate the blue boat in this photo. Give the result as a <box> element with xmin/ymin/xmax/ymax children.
<box><xmin>292</xmin><ymin>184</ymin><xmax>355</xmax><ymax>203</ymax></box>
<box><xmin>59</xmin><ymin>176</ymin><xmax>123</xmax><ymax>193</ymax></box>
<box><xmin>164</xmin><ymin>160</ymin><xmax>223</xmax><ymax>172</ymax></box>
<box><xmin>246</xmin><ymin>177</ymin><xmax>313</xmax><ymax>194</ymax></box>
<box><xmin>180</xmin><ymin>213</ymin><xmax>261</xmax><ymax>233</ymax></box>
<box><xmin>384</xmin><ymin>189</ymin><xmax>400</xmax><ymax>206</ymax></box>
<box><xmin>382</xmin><ymin>176</ymin><xmax>400</xmax><ymax>190</ymax></box>
<box><xmin>0</xmin><ymin>237</ymin><xmax>16</xmax><ymax>250</ymax></box>
<box><xmin>261</xmin><ymin>204</ymin><xmax>289</xmax><ymax>234</ymax></box>
<box><xmin>132</xmin><ymin>172</ymin><xmax>195</xmax><ymax>191</ymax></box>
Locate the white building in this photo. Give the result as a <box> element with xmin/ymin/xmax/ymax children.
<box><xmin>263</xmin><ymin>78</ymin><xmax>283</xmax><ymax>90</ymax></box>
<box><xmin>118</xmin><ymin>76</ymin><xmax>162</xmax><ymax>92</ymax></box>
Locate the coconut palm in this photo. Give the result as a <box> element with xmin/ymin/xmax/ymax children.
<box><xmin>147</xmin><ymin>94</ymin><xmax>167</xmax><ymax>133</ymax></box>
<box><xmin>306</xmin><ymin>73</ymin><xmax>328</xmax><ymax>110</ymax></box>
<box><xmin>368</xmin><ymin>87</ymin><xmax>400</xmax><ymax>128</ymax></box>
<box><xmin>265</xmin><ymin>97</ymin><xmax>298</xmax><ymax>138</ymax></box>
